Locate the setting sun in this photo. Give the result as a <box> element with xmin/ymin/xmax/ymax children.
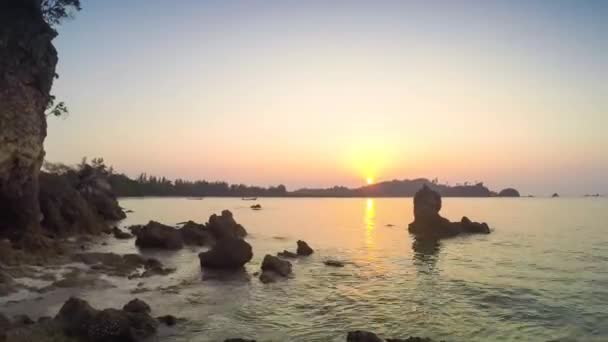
<box><xmin>366</xmin><ymin>177</ymin><xmax>374</xmax><ymax>185</ymax></box>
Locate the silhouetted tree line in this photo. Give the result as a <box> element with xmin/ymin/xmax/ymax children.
<box><xmin>43</xmin><ymin>158</ymin><xmax>288</xmax><ymax>197</ymax></box>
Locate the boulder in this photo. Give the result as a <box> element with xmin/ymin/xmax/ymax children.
<box><xmin>113</xmin><ymin>227</ymin><xmax>133</xmax><ymax>239</ymax></box>
<box><xmin>199</xmin><ymin>237</ymin><xmax>253</xmax><ymax>269</ymax></box>
<box><xmin>206</xmin><ymin>210</ymin><xmax>247</xmax><ymax>239</ymax></box>
<box><xmin>123</xmin><ymin>298</ymin><xmax>151</xmax><ymax>314</ymax></box>
<box><xmin>408</xmin><ymin>185</ymin><xmax>490</xmax><ymax>239</ymax></box>
<box><xmin>297</xmin><ymin>240</ymin><xmax>314</xmax><ymax>256</ymax></box>
<box><xmin>277</xmin><ymin>250</ymin><xmax>298</xmax><ymax>258</ymax></box>
<box><xmin>135</xmin><ymin>221</ymin><xmax>184</xmax><ymax>250</ymax></box>
<box><xmin>552</xmin><ymin>193</ymin><xmax>559</xmax><ymax>198</ymax></box>
<box><xmin>261</xmin><ymin>254</ymin><xmax>292</xmax><ymax>277</ymax></box>
<box><xmin>250</xmin><ymin>204</ymin><xmax>262</xmax><ymax>210</ymax></box>
<box><xmin>498</xmin><ymin>188</ymin><xmax>520</xmax><ymax>197</ymax></box>
<box><xmin>55</xmin><ymin>297</ymin><xmax>98</xmax><ymax>336</ymax></box>
<box><xmin>180</xmin><ymin>221</ymin><xmax>212</xmax><ymax>246</ymax></box>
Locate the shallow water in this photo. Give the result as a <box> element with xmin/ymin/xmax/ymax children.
<box><xmin>3</xmin><ymin>197</ymin><xmax>608</xmax><ymax>341</ymax></box>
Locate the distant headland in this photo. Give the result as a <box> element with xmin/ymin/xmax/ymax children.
<box><xmin>54</xmin><ymin>159</ymin><xmax>518</xmax><ymax>198</ymax></box>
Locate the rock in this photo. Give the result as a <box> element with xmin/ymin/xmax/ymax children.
<box><xmin>38</xmin><ymin>172</ymin><xmax>108</xmax><ymax>236</ymax></box>
<box><xmin>113</xmin><ymin>227</ymin><xmax>133</xmax><ymax>239</ymax></box>
<box><xmin>498</xmin><ymin>188</ymin><xmax>520</xmax><ymax>197</ymax></box>
<box><xmin>206</xmin><ymin>210</ymin><xmax>247</xmax><ymax>239</ymax></box>
<box><xmin>225</xmin><ymin>339</ymin><xmax>257</xmax><ymax>342</ymax></box>
<box><xmin>261</xmin><ymin>255</ymin><xmax>292</xmax><ymax>276</ymax></box>
<box><xmin>75</xmin><ymin>164</ymin><xmax>126</xmax><ymax>221</ymax></box>
<box><xmin>0</xmin><ymin>313</ymin><xmax>11</xmax><ymax>331</ymax></box>
<box><xmin>324</xmin><ymin>260</ymin><xmax>345</xmax><ymax>267</ymax></box>
<box><xmin>180</xmin><ymin>221</ymin><xmax>212</xmax><ymax>246</ymax></box>
<box><xmin>135</xmin><ymin>221</ymin><xmax>184</xmax><ymax>250</ymax></box>
<box><xmin>277</xmin><ymin>250</ymin><xmax>298</xmax><ymax>258</ymax></box>
<box><xmin>347</xmin><ymin>330</ymin><xmax>383</xmax><ymax>342</ymax></box>
<box><xmin>157</xmin><ymin>315</ymin><xmax>177</xmax><ymax>326</ymax></box>
<box><xmin>250</xmin><ymin>204</ymin><xmax>262</xmax><ymax>210</ymax></box>
<box><xmin>552</xmin><ymin>193</ymin><xmax>560</xmax><ymax>198</ymax></box>
<box><xmin>123</xmin><ymin>298</ymin><xmax>151</xmax><ymax>314</ymax></box>
<box><xmin>55</xmin><ymin>297</ymin><xmax>159</xmax><ymax>341</ymax></box>
<box><xmin>297</xmin><ymin>240</ymin><xmax>314</xmax><ymax>256</ymax></box>
<box><xmin>408</xmin><ymin>185</ymin><xmax>490</xmax><ymax>239</ymax></box>
<box><xmin>199</xmin><ymin>237</ymin><xmax>253</xmax><ymax>269</ymax></box>
<box><xmin>55</xmin><ymin>297</ymin><xmax>99</xmax><ymax>336</ymax></box>
<box><xmin>72</xmin><ymin>252</ymin><xmax>173</xmax><ymax>278</ymax></box>
<box><xmin>0</xmin><ymin>0</ymin><xmax>58</xmax><ymax>238</ymax></box>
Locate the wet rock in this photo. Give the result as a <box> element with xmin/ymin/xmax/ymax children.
<box><xmin>206</xmin><ymin>210</ymin><xmax>247</xmax><ymax>240</ymax></box>
<box><xmin>261</xmin><ymin>255</ymin><xmax>292</xmax><ymax>277</ymax></box>
<box><xmin>0</xmin><ymin>313</ymin><xmax>11</xmax><ymax>331</ymax></box>
<box><xmin>277</xmin><ymin>250</ymin><xmax>298</xmax><ymax>258</ymax></box>
<box><xmin>113</xmin><ymin>227</ymin><xmax>133</xmax><ymax>239</ymax></box>
<box><xmin>157</xmin><ymin>315</ymin><xmax>177</xmax><ymax>326</ymax></box>
<box><xmin>123</xmin><ymin>298</ymin><xmax>151</xmax><ymax>314</ymax></box>
<box><xmin>199</xmin><ymin>238</ymin><xmax>253</xmax><ymax>269</ymax></box>
<box><xmin>297</xmin><ymin>240</ymin><xmax>314</xmax><ymax>256</ymax></box>
<box><xmin>250</xmin><ymin>204</ymin><xmax>262</xmax><ymax>210</ymax></box>
<box><xmin>180</xmin><ymin>221</ymin><xmax>213</xmax><ymax>246</ymax></box>
<box><xmin>55</xmin><ymin>297</ymin><xmax>159</xmax><ymax>341</ymax></box>
<box><xmin>55</xmin><ymin>297</ymin><xmax>98</xmax><ymax>336</ymax></box>
<box><xmin>347</xmin><ymin>330</ymin><xmax>383</xmax><ymax>342</ymax></box>
<box><xmin>324</xmin><ymin>260</ymin><xmax>345</xmax><ymax>267</ymax></box>
<box><xmin>408</xmin><ymin>185</ymin><xmax>490</xmax><ymax>239</ymax></box>
<box><xmin>135</xmin><ymin>221</ymin><xmax>184</xmax><ymax>250</ymax></box>
<box><xmin>498</xmin><ymin>188</ymin><xmax>520</xmax><ymax>197</ymax></box>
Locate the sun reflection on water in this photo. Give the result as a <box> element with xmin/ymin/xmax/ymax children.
<box><xmin>364</xmin><ymin>198</ymin><xmax>375</xmax><ymax>248</ymax></box>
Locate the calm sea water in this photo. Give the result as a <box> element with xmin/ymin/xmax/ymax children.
<box><xmin>5</xmin><ymin>197</ymin><xmax>608</xmax><ymax>341</ymax></box>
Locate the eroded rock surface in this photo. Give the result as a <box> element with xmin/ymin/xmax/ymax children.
<box><xmin>199</xmin><ymin>238</ymin><xmax>253</xmax><ymax>269</ymax></box>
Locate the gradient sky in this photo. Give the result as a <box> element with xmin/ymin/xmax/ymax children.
<box><xmin>47</xmin><ymin>0</ymin><xmax>607</xmax><ymax>195</ymax></box>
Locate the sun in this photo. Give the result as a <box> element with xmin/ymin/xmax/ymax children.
<box><xmin>366</xmin><ymin>177</ymin><xmax>374</xmax><ymax>185</ymax></box>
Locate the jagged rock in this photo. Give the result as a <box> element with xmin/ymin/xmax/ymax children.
<box><xmin>347</xmin><ymin>330</ymin><xmax>383</xmax><ymax>342</ymax></box>
<box><xmin>135</xmin><ymin>221</ymin><xmax>184</xmax><ymax>250</ymax></box>
<box><xmin>113</xmin><ymin>227</ymin><xmax>133</xmax><ymax>239</ymax></box>
<box><xmin>75</xmin><ymin>164</ymin><xmax>126</xmax><ymax>220</ymax></box>
<box><xmin>38</xmin><ymin>172</ymin><xmax>107</xmax><ymax>236</ymax></box>
<box><xmin>324</xmin><ymin>260</ymin><xmax>345</xmax><ymax>267</ymax></box>
<box><xmin>180</xmin><ymin>221</ymin><xmax>213</xmax><ymax>246</ymax></box>
<box><xmin>498</xmin><ymin>188</ymin><xmax>520</xmax><ymax>197</ymax></box>
<box><xmin>157</xmin><ymin>315</ymin><xmax>177</xmax><ymax>326</ymax></box>
<box><xmin>55</xmin><ymin>297</ymin><xmax>159</xmax><ymax>342</ymax></box>
<box><xmin>123</xmin><ymin>298</ymin><xmax>151</xmax><ymax>314</ymax></box>
<box><xmin>206</xmin><ymin>210</ymin><xmax>247</xmax><ymax>240</ymax></box>
<box><xmin>199</xmin><ymin>237</ymin><xmax>253</xmax><ymax>269</ymax></box>
<box><xmin>408</xmin><ymin>185</ymin><xmax>490</xmax><ymax>239</ymax></box>
<box><xmin>297</xmin><ymin>240</ymin><xmax>314</xmax><ymax>256</ymax></box>
<box><xmin>0</xmin><ymin>0</ymin><xmax>58</xmax><ymax>238</ymax></box>
<box><xmin>259</xmin><ymin>254</ymin><xmax>292</xmax><ymax>284</ymax></box>
<box><xmin>277</xmin><ymin>250</ymin><xmax>298</xmax><ymax>258</ymax></box>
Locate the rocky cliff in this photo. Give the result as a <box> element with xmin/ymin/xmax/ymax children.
<box><xmin>0</xmin><ymin>0</ymin><xmax>58</xmax><ymax>238</ymax></box>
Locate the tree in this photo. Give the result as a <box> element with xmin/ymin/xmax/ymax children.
<box><xmin>41</xmin><ymin>0</ymin><xmax>82</xmax><ymax>26</ymax></box>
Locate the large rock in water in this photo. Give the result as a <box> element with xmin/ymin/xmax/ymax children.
<box><xmin>206</xmin><ymin>210</ymin><xmax>247</xmax><ymax>239</ymax></box>
<box><xmin>0</xmin><ymin>0</ymin><xmax>58</xmax><ymax>238</ymax></box>
<box><xmin>180</xmin><ymin>220</ymin><xmax>213</xmax><ymax>246</ymax></box>
<box><xmin>199</xmin><ymin>237</ymin><xmax>253</xmax><ymax>269</ymax></box>
<box><xmin>135</xmin><ymin>221</ymin><xmax>184</xmax><ymax>250</ymax></box>
<box><xmin>408</xmin><ymin>185</ymin><xmax>490</xmax><ymax>239</ymax></box>
<box><xmin>259</xmin><ymin>254</ymin><xmax>292</xmax><ymax>283</ymax></box>
<box><xmin>498</xmin><ymin>188</ymin><xmax>520</xmax><ymax>197</ymax></box>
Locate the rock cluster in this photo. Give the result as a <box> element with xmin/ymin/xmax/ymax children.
<box><xmin>408</xmin><ymin>185</ymin><xmax>490</xmax><ymax>239</ymax></box>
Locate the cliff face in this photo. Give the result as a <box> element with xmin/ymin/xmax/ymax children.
<box><xmin>0</xmin><ymin>0</ymin><xmax>58</xmax><ymax>237</ymax></box>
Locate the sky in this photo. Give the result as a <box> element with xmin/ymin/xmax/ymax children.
<box><xmin>47</xmin><ymin>0</ymin><xmax>607</xmax><ymax>195</ymax></box>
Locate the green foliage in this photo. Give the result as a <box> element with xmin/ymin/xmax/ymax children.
<box><xmin>45</xmin><ymin>95</ymin><xmax>69</xmax><ymax>118</ymax></box>
<box><xmin>41</xmin><ymin>0</ymin><xmax>82</xmax><ymax>26</ymax></box>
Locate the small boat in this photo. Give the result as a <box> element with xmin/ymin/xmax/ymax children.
<box><xmin>242</xmin><ymin>197</ymin><xmax>257</xmax><ymax>201</ymax></box>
